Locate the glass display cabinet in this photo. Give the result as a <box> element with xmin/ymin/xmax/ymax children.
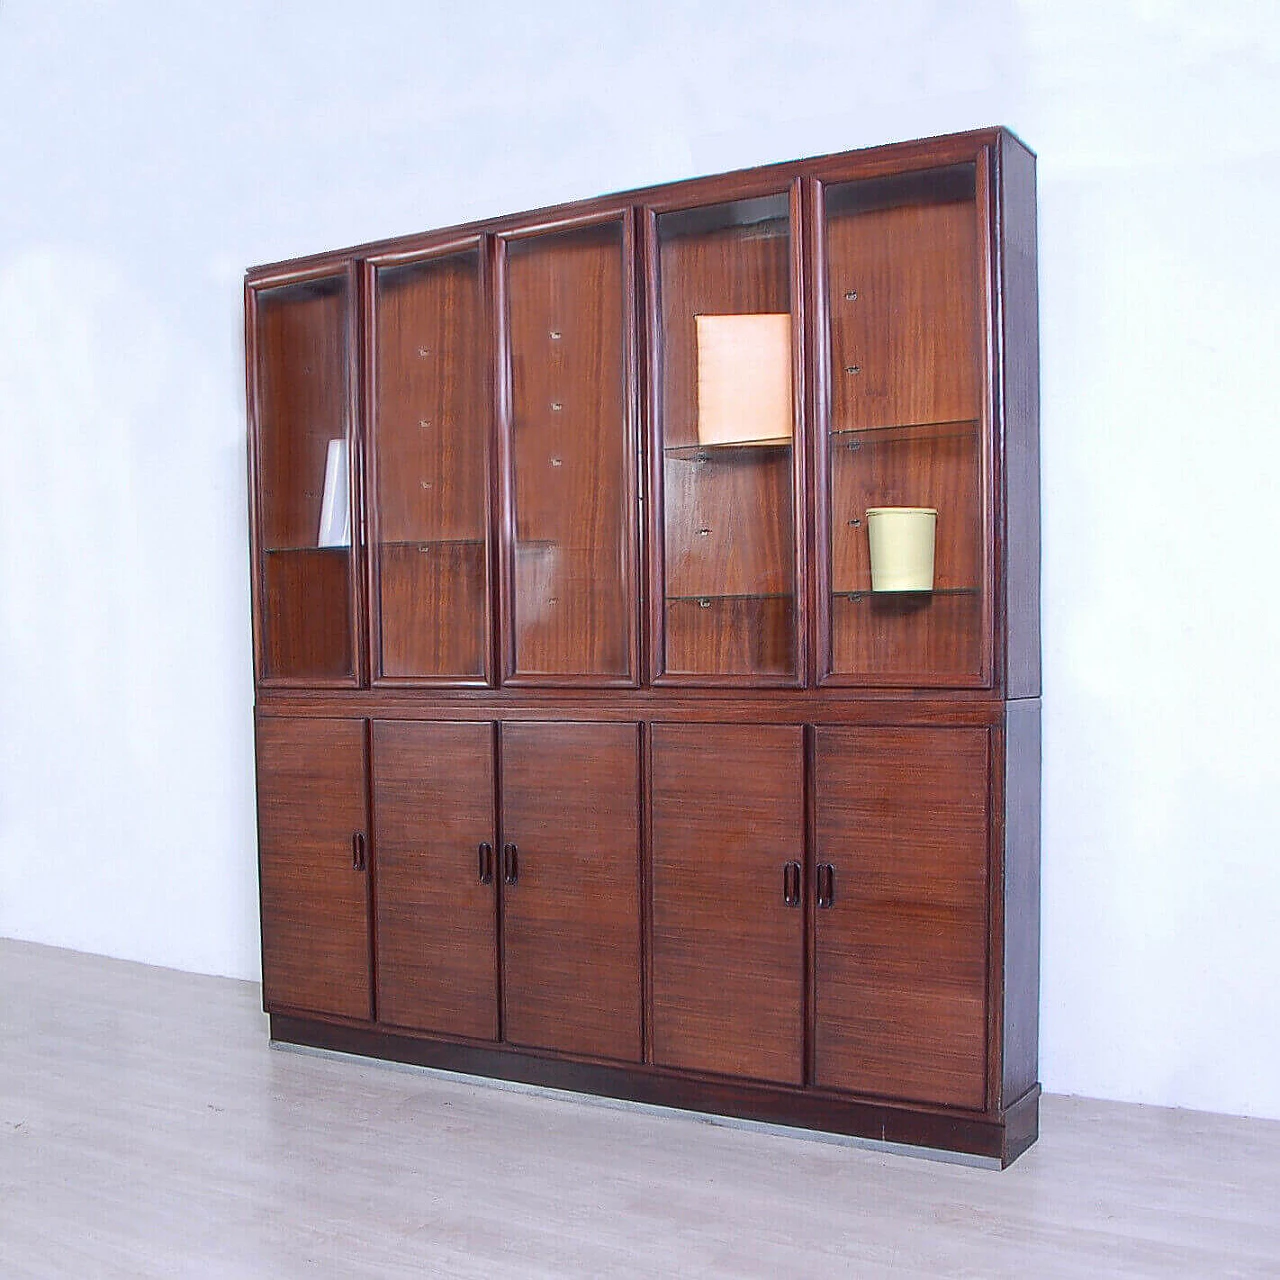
<box><xmin>816</xmin><ymin>162</ymin><xmax>989</xmax><ymax>685</ymax></box>
<box><xmin>645</xmin><ymin>188</ymin><xmax>804</xmax><ymax>684</ymax></box>
<box><xmin>499</xmin><ymin>214</ymin><xmax>637</xmax><ymax>685</ymax></box>
<box><xmin>247</xmin><ymin>268</ymin><xmax>360</xmax><ymax>684</ymax></box>
<box><xmin>245</xmin><ymin>128</ymin><xmax>1041</xmax><ymax>1166</ymax></box>
<box><xmin>365</xmin><ymin>241</ymin><xmax>490</xmax><ymax>684</ymax></box>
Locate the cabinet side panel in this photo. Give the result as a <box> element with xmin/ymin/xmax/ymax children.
<box><xmin>255</xmin><ymin>716</ymin><xmax>370</xmax><ymax>1019</ymax></box>
<box><xmin>372</xmin><ymin>720</ymin><xmax>498</xmax><ymax>1040</ymax></box>
<box><xmin>1002</xmin><ymin>698</ymin><xmax>1041</xmax><ymax>1105</ymax></box>
<box><xmin>500</xmin><ymin>722</ymin><xmax>642</xmax><ymax>1061</ymax></box>
<box><xmin>999</xmin><ymin>136</ymin><xmax>1040</xmax><ymax>698</ymax></box>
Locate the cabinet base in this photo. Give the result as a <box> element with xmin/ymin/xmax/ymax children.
<box><xmin>269</xmin><ymin>1015</ymin><xmax>1039</xmax><ymax>1168</ymax></box>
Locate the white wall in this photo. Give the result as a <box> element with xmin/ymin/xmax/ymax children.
<box><xmin>2</xmin><ymin>0</ymin><xmax>1277</xmax><ymax>1119</ymax></box>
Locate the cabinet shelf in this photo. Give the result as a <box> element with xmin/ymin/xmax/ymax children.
<box><xmin>833</xmin><ymin>586</ymin><xmax>979</xmax><ymax>601</ymax></box>
<box><xmin>831</xmin><ymin>419</ymin><xmax>976</xmax><ymax>445</ymax></box>
<box><xmin>664</xmin><ymin>440</ymin><xmax>792</xmax><ymax>462</ymax></box>
<box><xmin>667</xmin><ymin>592</ymin><xmax>792</xmax><ymax>604</ymax></box>
<box><xmin>380</xmin><ymin>538</ymin><xmax>485</xmax><ymax>550</ymax></box>
<box><xmin>265</xmin><ymin>545</ymin><xmax>350</xmax><ymax>555</ymax></box>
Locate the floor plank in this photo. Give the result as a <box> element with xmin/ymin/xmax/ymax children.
<box><xmin>2</xmin><ymin>939</ymin><xmax>1278</xmax><ymax>1278</ymax></box>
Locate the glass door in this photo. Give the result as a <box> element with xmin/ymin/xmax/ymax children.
<box><xmin>366</xmin><ymin>242</ymin><xmax>491</xmax><ymax>684</ymax></box>
<box><xmin>249</xmin><ymin>268</ymin><xmax>360</xmax><ymax>684</ymax></box>
<box><xmin>817</xmin><ymin>162</ymin><xmax>991</xmax><ymax>685</ymax></box>
<box><xmin>498</xmin><ymin>214</ymin><xmax>638</xmax><ymax>685</ymax></box>
<box><xmin>646</xmin><ymin>186</ymin><xmax>805</xmax><ymax>684</ymax></box>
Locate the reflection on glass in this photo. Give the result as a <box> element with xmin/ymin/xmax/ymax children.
<box><xmin>254</xmin><ymin>275</ymin><xmax>353</xmax><ymax>680</ymax></box>
<box><xmin>824</xmin><ymin>164</ymin><xmax>984</xmax><ymax>681</ymax></box>
<box><xmin>506</xmin><ymin>221</ymin><xmax>632</xmax><ymax>680</ymax></box>
<box><xmin>372</xmin><ymin>249</ymin><xmax>487</xmax><ymax>681</ymax></box>
<box><xmin>657</xmin><ymin>194</ymin><xmax>797</xmax><ymax>679</ymax></box>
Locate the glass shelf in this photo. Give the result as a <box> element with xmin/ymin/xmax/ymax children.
<box><xmin>831</xmin><ymin>419</ymin><xmax>976</xmax><ymax>444</ymax></box>
<box><xmin>833</xmin><ymin>587</ymin><xmax>978</xmax><ymax>601</ymax></box>
<box><xmin>265</xmin><ymin>545</ymin><xmax>350</xmax><ymax>555</ymax></box>
<box><xmin>668</xmin><ymin>592</ymin><xmax>791</xmax><ymax>604</ymax></box>
<box><xmin>380</xmin><ymin>538</ymin><xmax>485</xmax><ymax>550</ymax></box>
<box><xmin>664</xmin><ymin>439</ymin><xmax>792</xmax><ymax>462</ymax></box>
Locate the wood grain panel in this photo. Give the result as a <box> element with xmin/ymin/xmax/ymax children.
<box><xmin>650</xmin><ymin>723</ymin><xmax>804</xmax><ymax>1084</ymax></box>
<box><xmin>663</xmin><ymin>449</ymin><xmax>792</xmax><ymax>597</ymax></box>
<box><xmin>506</xmin><ymin>224</ymin><xmax>631</xmax><ymax>678</ymax></box>
<box><xmin>664</xmin><ymin>597</ymin><xmax>794</xmax><ymax>677</ymax></box>
<box><xmin>261</xmin><ymin>548</ymin><xmax>353</xmax><ymax>681</ymax></box>
<box><xmin>253</xmin><ymin>277</ymin><xmax>354</xmax><ymax>680</ymax></box>
<box><xmin>826</xmin><ymin>166</ymin><xmax>979</xmax><ymax>433</ymax></box>
<box><xmin>255</xmin><ymin>716</ymin><xmax>369</xmax><ymax>1019</ymax></box>
<box><xmin>829</xmin><ymin>424</ymin><xmax>981</xmax><ymax>594</ymax></box>
<box><xmin>830</xmin><ymin>591</ymin><xmax>983</xmax><ymax>684</ymax></box>
<box><xmin>378</xmin><ymin>541</ymin><xmax>486</xmax><ymax>679</ymax></box>
<box><xmin>372</xmin><ymin>720</ymin><xmax>498</xmax><ymax>1039</ymax></box>
<box><xmin>500</xmin><ymin>722</ymin><xmax>641</xmax><ymax>1061</ymax></box>
<box><xmin>372</xmin><ymin>250</ymin><xmax>487</xmax><ymax>544</ymax></box>
<box><xmin>655</xmin><ymin>197</ymin><xmax>797</xmax><ymax>681</ymax></box>
<box><xmin>814</xmin><ymin>726</ymin><xmax>988</xmax><ymax>1108</ymax></box>
<box><xmin>255</xmin><ymin>277</ymin><xmax>352</xmax><ymax>549</ymax></box>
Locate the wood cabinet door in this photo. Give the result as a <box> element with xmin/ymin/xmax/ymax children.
<box><xmin>814</xmin><ymin>726</ymin><xmax>989</xmax><ymax>1108</ymax></box>
<box><xmin>499</xmin><ymin>722</ymin><xmax>642</xmax><ymax>1061</ymax></box>
<box><xmin>372</xmin><ymin>721</ymin><xmax>498</xmax><ymax>1039</ymax></box>
<box><xmin>650</xmin><ymin>724</ymin><xmax>805</xmax><ymax>1084</ymax></box>
<box><xmin>255</xmin><ymin>716</ymin><xmax>370</xmax><ymax>1019</ymax></box>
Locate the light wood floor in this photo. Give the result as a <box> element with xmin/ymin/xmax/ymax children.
<box><xmin>2</xmin><ymin>940</ymin><xmax>1278</xmax><ymax>1278</ymax></box>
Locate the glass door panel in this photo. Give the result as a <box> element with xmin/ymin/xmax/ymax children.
<box><xmin>369</xmin><ymin>247</ymin><xmax>489</xmax><ymax>682</ymax></box>
<box><xmin>654</xmin><ymin>193</ymin><xmax>800</xmax><ymax>681</ymax></box>
<box><xmin>252</xmin><ymin>273</ymin><xmax>356</xmax><ymax>682</ymax></box>
<box><xmin>503</xmin><ymin>219</ymin><xmax>634</xmax><ymax>682</ymax></box>
<box><xmin>823</xmin><ymin>164</ymin><xmax>987</xmax><ymax>684</ymax></box>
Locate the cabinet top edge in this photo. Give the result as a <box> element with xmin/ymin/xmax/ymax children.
<box><xmin>244</xmin><ymin>126</ymin><xmax>1029</xmax><ymax>284</ymax></box>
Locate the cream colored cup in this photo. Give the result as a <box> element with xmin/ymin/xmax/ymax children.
<box><xmin>866</xmin><ymin>507</ymin><xmax>937</xmax><ymax>592</ymax></box>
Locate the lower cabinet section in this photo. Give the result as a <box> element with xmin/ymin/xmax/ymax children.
<box><xmin>254</xmin><ymin>710</ymin><xmax>1039</xmax><ymax>1165</ymax></box>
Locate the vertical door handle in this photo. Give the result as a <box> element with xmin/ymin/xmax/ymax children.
<box><xmin>816</xmin><ymin>862</ymin><xmax>834</xmax><ymax>909</ymax></box>
<box><xmin>478</xmin><ymin>841</ymin><xmax>494</xmax><ymax>885</ymax></box>
<box><xmin>783</xmin><ymin>861</ymin><xmax>801</xmax><ymax>907</ymax></box>
<box><xmin>502</xmin><ymin>842</ymin><xmax>519</xmax><ymax>885</ymax></box>
<box><xmin>352</xmin><ymin>832</ymin><xmax>367</xmax><ymax>872</ymax></box>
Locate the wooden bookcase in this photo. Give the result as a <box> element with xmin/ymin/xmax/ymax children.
<box><xmin>245</xmin><ymin>127</ymin><xmax>1041</xmax><ymax>1166</ymax></box>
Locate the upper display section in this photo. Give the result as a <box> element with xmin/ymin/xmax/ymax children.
<box><xmin>817</xmin><ymin>162</ymin><xmax>991</xmax><ymax>687</ymax></box>
<box><xmin>367</xmin><ymin>244</ymin><xmax>490</xmax><ymax>684</ymax></box>
<box><xmin>245</xmin><ymin>128</ymin><xmax>1039</xmax><ymax>696</ymax></box>
<box><xmin>248</xmin><ymin>270</ymin><xmax>359</xmax><ymax>685</ymax></box>
<box><xmin>648</xmin><ymin>190</ymin><xmax>804</xmax><ymax>685</ymax></box>
<box><xmin>500</xmin><ymin>215</ymin><xmax>637</xmax><ymax>685</ymax></box>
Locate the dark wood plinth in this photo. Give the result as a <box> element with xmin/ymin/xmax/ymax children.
<box><xmin>270</xmin><ymin>1014</ymin><xmax>1039</xmax><ymax>1167</ymax></box>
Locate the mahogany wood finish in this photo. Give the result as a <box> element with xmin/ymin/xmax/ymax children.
<box><xmin>813</xmin><ymin>726</ymin><xmax>989</xmax><ymax>1108</ymax></box>
<box><xmin>499</xmin><ymin>721</ymin><xmax>642</xmax><ymax>1062</ymax></box>
<box><xmin>648</xmin><ymin>191</ymin><xmax>804</xmax><ymax>683</ymax></box>
<box><xmin>371</xmin><ymin>720</ymin><xmax>498</xmax><ymax>1040</ymax></box>
<box><xmin>367</xmin><ymin>246</ymin><xmax>490</xmax><ymax>683</ymax></box>
<box><xmin>500</xmin><ymin>217</ymin><xmax>636</xmax><ymax>685</ymax></box>
<box><xmin>650</xmin><ymin>724</ymin><xmax>805</xmax><ymax>1084</ymax></box>
<box><xmin>255</xmin><ymin>716</ymin><xmax>370</xmax><ymax>1020</ymax></box>
<box><xmin>815</xmin><ymin>163</ymin><xmax>991</xmax><ymax>689</ymax></box>
<box><xmin>246</xmin><ymin>128</ymin><xmax>1041</xmax><ymax>1165</ymax></box>
<box><xmin>248</xmin><ymin>273</ymin><xmax>357</xmax><ymax>683</ymax></box>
